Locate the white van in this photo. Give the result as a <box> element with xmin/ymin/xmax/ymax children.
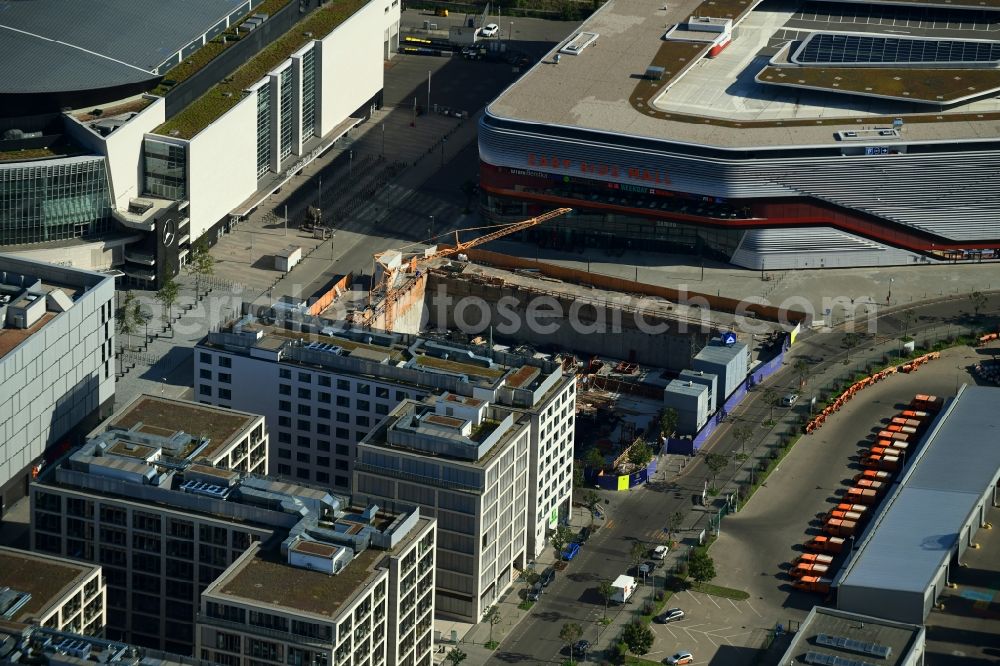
<box><xmin>652</xmin><ymin>545</ymin><xmax>669</xmax><ymax>560</ymax></box>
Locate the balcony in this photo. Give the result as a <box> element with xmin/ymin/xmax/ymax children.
<box><xmin>125</xmin><ymin>249</ymin><xmax>156</xmax><ymax>266</ymax></box>
<box><xmin>122</xmin><ymin>266</ymin><xmax>156</xmax><ymax>282</ymax></box>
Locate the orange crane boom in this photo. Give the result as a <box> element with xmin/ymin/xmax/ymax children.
<box><xmin>359</xmin><ymin>207</ymin><xmax>572</xmax><ymax>329</ymax></box>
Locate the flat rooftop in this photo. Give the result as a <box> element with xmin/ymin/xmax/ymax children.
<box><xmin>0</xmin><ymin>548</ymin><xmax>97</xmax><ymax>622</ymax></box>
<box><xmin>217</xmin><ymin>546</ymin><xmax>384</xmax><ymax>617</ymax></box>
<box><xmin>839</xmin><ymin>385</ymin><xmax>1000</xmax><ymax>594</ymax></box>
<box><xmin>106</xmin><ymin>395</ymin><xmax>258</xmax><ymax>461</ymax></box>
<box><xmin>487</xmin><ymin>0</ymin><xmax>1000</xmax><ymax>149</ymax></box>
<box><xmin>778</xmin><ymin>607</ymin><xmax>923</xmax><ymax>666</ymax></box>
<box><xmin>0</xmin><ymin>0</ymin><xmax>255</xmax><ymax>94</ymax></box>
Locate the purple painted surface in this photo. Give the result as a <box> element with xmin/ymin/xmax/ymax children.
<box><xmin>663</xmin><ymin>349</ymin><xmax>787</xmax><ymax>454</ymax></box>
<box><xmin>593</xmin><ymin>457</ymin><xmax>658</xmax><ymax>490</ymax></box>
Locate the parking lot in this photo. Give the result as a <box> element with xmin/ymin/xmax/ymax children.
<box><xmin>648</xmin><ymin>591</ymin><xmax>769</xmax><ymax>665</ymax></box>
<box><xmin>697</xmin><ymin>345</ymin><xmax>991</xmax><ymax>666</ymax></box>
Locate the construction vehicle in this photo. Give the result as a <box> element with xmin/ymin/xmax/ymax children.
<box><xmin>795</xmin><ymin>553</ymin><xmax>834</xmax><ymax>566</ymax></box>
<box><xmin>805</xmin><ymin>535</ymin><xmax>845</xmax><ymax>553</ymax></box>
<box><xmin>794</xmin><ymin>575</ymin><xmax>833</xmax><ymax>594</ymax></box>
<box><xmin>855</xmin><ymin>478</ymin><xmax>886</xmax><ymax>493</ymax></box>
<box><xmin>791</xmin><ymin>562</ymin><xmax>831</xmax><ymax>578</ymax></box>
<box><xmin>824</xmin><ymin>518</ymin><xmax>858</xmax><ymax>537</ymax></box>
<box><xmin>845</xmin><ymin>487</ymin><xmax>880</xmax><ymax>505</ymax></box>
<box><xmin>878</xmin><ymin>430</ymin><xmax>911</xmax><ymax>443</ymax></box>
<box><xmin>854</xmin><ymin>470</ymin><xmax>892</xmax><ymax>483</ymax></box>
<box><xmin>861</xmin><ymin>453</ymin><xmax>901</xmax><ymax>472</ymax></box>
<box><xmin>912</xmin><ymin>394</ymin><xmax>944</xmax><ymax>412</ymax></box>
<box><xmin>827</xmin><ymin>509</ymin><xmax>863</xmax><ymax>523</ymax></box>
<box><xmin>357</xmin><ymin>208</ymin><xmax>572</xmax><ymax>330</ymax></box>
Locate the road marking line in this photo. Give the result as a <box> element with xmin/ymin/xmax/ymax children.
<box><xmin>705</xmin><ymin>594</ymin><xmax>721</xmax><ymax>609</ymax></box>
<box><xmin>728</xmin><ymin>599</ymin><xmax>741</xmax><ymax>611</ymax></box>
<box><xmin>684</xmin><ymin>591</ymin><xmax>703</xmax><ymax>605</ymax></box>
<box><xmin>744</xmin><ymin>600</ymin><xmax>763</xmax><ymax>618</ymax></box>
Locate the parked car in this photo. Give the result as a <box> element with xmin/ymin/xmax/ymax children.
<box><xmin>656</xmin><ymin>608</ymin><xmax>685</xmax><ymax>623</ymax></box>
<box><xmin>578</xmin><ymin>526</ymin><xmax>591</xmax><ymax>543</ymax></box>
<box><xmin>781</xmin><ymin>393</ymin><xmax>799</xmax><ymax>407</ymax></box>
<box><xmin>666</xmin><ymin>652</ymin><xmax>694</xmax><ymax>665</ymax></box>
<box><xmin>527</xmin><ymin>583</ymin><xmax>542</xmax><ymax>602</ymax></box>
<box><xmin>562</xmin><ymin>542</ymin><xmax>581</xmax><ymax>561</ymax></box>
<box><xmin>652</xmin><ymin>544</ymin><xmax>669</xmax><ymax>559</ymax></box>
<box><xmin>540</xmin><ymin>567</ymin><xmax>556</xmax><ymax>587</ymax></box>
<box><xmin>481</xmin><ymin>22</ymin><xmax>499</xmax><ymax>37</ymax></box>
<box><xmin>562</xmin><ymin>639</ymin><xmax>591</xmax><ymax>656</ymax></box>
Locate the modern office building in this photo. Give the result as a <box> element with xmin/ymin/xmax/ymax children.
<box><xmin>480</xmin><ymin>0</ymin><xmax>1000</xmax><ymax>269</ymax></box>
<box><xmin>30</xmin><ymin>396</ymin><xmax>272</xmax><ymax>653</ymax></box>
<box><xmin>0</xmin><ymin>254</ymin><xmax>116</xmax><ymax>517</ymax></box>
<box><xmin>194</xmin><ymin>320</ymin><xmax>576</xmax><ymax>560</ymax></box>
<box><xmin>0</xmin><ymin>622</ymin><xmax>220</xmax><ymax>666</ymax></box>
<box><xmin>353</xmin><ymin>396</ymin><xmax>530</xmax><ymax>622</ymax></box>
<box><xmin>0</xmin><ymin>0</ymin><xmax>400</xmax><ymax>287</ymax></box>
<box><xmin>198</xmin><ymin>511</ymin><xmax>436</xmax><ymax>666</ymax></box>
<box><xmin>0</xmin><ymin>546</ymin><xmax>105</xmax><ymax>636</ymax></box>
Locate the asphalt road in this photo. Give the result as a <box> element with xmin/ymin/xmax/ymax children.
<box><xmin>488</xmin><ymin>293</ymin><xmax>1000</xmax><ymax>665</ymax></box>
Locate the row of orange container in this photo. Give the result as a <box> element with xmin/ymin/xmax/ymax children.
<box><xmin>791</xmin><ymin>394</ymin><xmax>942</xmax><ymax>594</ymax></box>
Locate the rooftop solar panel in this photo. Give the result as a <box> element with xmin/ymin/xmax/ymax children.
<box><xmin>795</xmin><ymin>33</ymin><xmax>1000</xmax><ymax>64</ymax></box>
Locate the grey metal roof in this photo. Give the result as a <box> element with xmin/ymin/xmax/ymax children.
<box><xmin>664</xmin><ymin>379</ymin><xmax>708</xmax><ymax>398</ymax></box>
<box><xmin>0</xmin><ymin>0</ymin><xmax>248</xmax><ymax>93</ymax></box>
<box><xmin>839</xmin><ymin>385</ymin><xmax>1000</xmax><ymax>594</ymax></box>
<box><xmin>694</xmin><ymin>341</ymin><xmax>747</xmax><ymax>366</ymax></box>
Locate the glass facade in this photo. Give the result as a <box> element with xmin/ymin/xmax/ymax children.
<box><xmin>143</xmin><ymin>139</ymin><xmax>187</xmax><ymax>200</ymax></box>
<box><xmin>279</xmin><ymin>67</ymin><xmax>294</xmax><ymax>162</ymax></box>
<box><xmin>301</xmin><ymin>48</ymin><xmax>317</xmax><ymax>140</ymax></box>
<box><xmin>256</xmin><ymin>84</ymin><xmax>271</xmax><ymax>179</ymax></box>
<box><xmin>0</xmin><ymin>157</ymin><xmax>112</xmax><ymax>246</ymax></box>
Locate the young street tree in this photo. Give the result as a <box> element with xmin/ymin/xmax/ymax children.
<box><xmin>732</xmin><ymin>425</ymin><xmax>754</xmax><ymax>456</ymax></box>
<box><xmin>598</xmin><ymin>578</ymin><xmax>614</xmax><ymax>621</ymax></box>
<box><xmin>155</xmin><ymin>276</ymin><xmax>180</xmax><ymax>332</ymax></box>
<box><xmin>627</xmin><ymin>439</ymin><xmax>653</xmax><ymax>467</ymax></box>
<box><xmin>689</xmin><ymin>549</ymin><xmax>717</xmax><ymax>585</ymax></box>
<box><xmin>660</xmin><ymin>407</ymin><xmax>679</xmax><ymax>439</ymax></box>
<box><xmin>115</xmin><ymin>291</ymin><xmax>142</xmax><ymax>352</ymax></box>
<box><xmin>630</xmin><ymin>541</ymin><xmax>646</xmax><ymax>573</ymax></box>
<box><xmin>970</xmin><ymin>290</ymin><xmax>987</xmax><ymax>320</ymax></box>
<box><xmin>583</xmin><ymin>490</ymin><xmax>601</xmax><ymax>527</ymax></box>
<box><xmin>188</xmin><ymin>240</ymin><xmax>215</xmax><ymax>300</ymax></box>
<box><xmin>521</xmin><ymin>568</ymin><xmax>539</xmax><ymax>600</ymax></box>
<box><xmin>622</xmin><ymin>622</ymin><xmax>654</xmax><ymax>655</ymax></box>
<box><xmin>551</xmin><ymin>526</ymin><xmax>574</xmax><ymax>558</ymax></box>
<box><xmin>445</xmin><ymin>648</ymin><xmax>467</xmax><ymax>666</ymax></box>
<box><xmin>559</xmin><ymin>623</ymin><xmax>583</xmax><ymax>662</ymax></box>
<box><xmin>584</xmin><ymin>447</ymin><xmax>605</xmax><ymax>471</ymax></box>
<box><xmin>841</xmin><ymin>332</ymin><xmax>861</xmax><ymax>361</ymax></box>
<box><xmin>762</xmin><ymin>388</ymin><xmax>780</xmax><ymax>422</ymax></box>
<box><xmin>793</xmin><ymin>358</ymin><xmax>810</xmax><ymax>389</ymax></box>
<box><xmin>486</xmin><ymin>606</ymin><xmax>502</xmax><ymax>645</ymax></box>
<box><xmin>704</xmin><ymin>452</ymin><xmax>730</xmax><ymax>489</ymax></box>
<box><xmin>667</xmin><ymin>511</ymin><xmax>684</xmax><ymax>544</ymax></box>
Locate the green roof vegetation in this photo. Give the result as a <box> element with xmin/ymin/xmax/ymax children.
<box><xmin>629</xmin><ymin>41</ymin><xmax>707</xmax><ymax>120</ymax></box>
<box><xmin>155</xmin><ymin>0</ymin><xmax>369</xmax><ymax>139</ymax></box>
<box><xmin>415</xmin><ymin>355</ymin><xmax>507</xmax><ymax>381</ymax></box>
<box><xmin>0</xmin><ymin>141</ymin><xmax>82</xmax><ymax>162</ymax></box>
<box><xmin>151</xmin><ymin>0</ymin><xmax>294</xmax><ymax>96</ymax></box>
<box><xmin>689</xmin><ymin>0</ymin><xmax>759</xmax><ymax>19</ymax></box>
<box><xmin>757</xmin><ymin>66</ymin><xmax>1000</xmax><ymax>104</ymax></box>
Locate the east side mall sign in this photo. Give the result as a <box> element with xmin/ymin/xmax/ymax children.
<box><xmin>527</xmin><ymin>153</ymin><xmax>671</xmax><ymax>185</ymax></box>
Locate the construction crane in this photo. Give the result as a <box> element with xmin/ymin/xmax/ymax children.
<box><xmin>357</xmin><ymin>207</ymin><xmax>572</xmax><ymax>330</ymax></box>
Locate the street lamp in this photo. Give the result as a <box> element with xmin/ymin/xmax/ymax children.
<box><xmin>887</xmin><ymin>277</ymin><xmax>894</xmax><ymax>306</ymax></box>
<box><xmin>440</xmin><ymin>136</ymin><xmax>447</xmax><ymax>168</ymax></box>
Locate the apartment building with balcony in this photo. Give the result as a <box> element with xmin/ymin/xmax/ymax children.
<box><xmin>30</xmin><ymin>397</ymin><xmax>273</xmax><ymax>653</ymax></box>
<box><xmin>353</xmin><ymin>395</ymin><xmax>530</xmax><ymax>622</ymax></box>
<box><xmin>197</xmin><ymin>509</ymin><xmax>435</xmax><ymax>666</ymax></box>
<box><xmin>0</xmin><ymin>255</ymin><xmax>116</xmax><ymax>516</ymax></box>
<box><xmin>0</xmin><ymin>546</ymin><xmax>105</xmax><ymax>636</ymax></box>
<box><xmin>194</xmin><ymin>320</ymin><xmax>575</xmax><ymax>558</ymax></box>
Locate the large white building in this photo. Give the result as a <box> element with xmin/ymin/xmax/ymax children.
<box><xmin>0</xmin><ymin>254</ymin><xmax>116</xmax><ymax>517</ymax></box>
<box><xmin>353</xmin><ymin>396</ymin><xmax>529</xmax><ymax>622</ymax></box>
<box><xmin>194</xmin><ymin>321</ymin><xmax>576</xmax><ymax>560</ymax></box>
<box><xmin>0</xmin><ymin>0</ymin><xmax>401</xmax><ymax>288</ymax></box>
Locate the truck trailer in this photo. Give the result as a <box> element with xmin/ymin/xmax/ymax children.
<box><xmin>611</xmin><ymin>575</ymin><xmax>636</xmax><ymax>604</ymax></box>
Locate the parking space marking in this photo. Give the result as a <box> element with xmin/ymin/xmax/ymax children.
<box><xmin>705</xmin><ymin>594</ymin><xmax>722</xmax><ymax>609</ymax></box>
<box><xmin>683</xmin><ymin>590</ymin><xmax>703</xmax><ymax>605</ymax></box>
<box><xmin>744</xmin><ymin>600</ymin><xmax>763</xmax><ymax>618</ymax></box>
<box><xmin>727</xmin><ymin>599</ymin><xmax>741</xmax><ymax>612</ymax></box>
